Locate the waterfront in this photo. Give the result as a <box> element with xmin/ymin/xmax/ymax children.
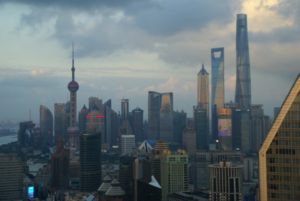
<box><xmin>0</xmin><ymin>134</ymin><xmax>17</xmax><ymax>146</ymax></box>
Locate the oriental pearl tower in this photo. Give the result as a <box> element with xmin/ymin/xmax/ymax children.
<box><xmin>67</xmin><ymin>44</ymin><xmax>79</xmax><ymax>150</ymax></box>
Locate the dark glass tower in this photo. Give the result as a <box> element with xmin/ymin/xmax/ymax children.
<box><xmin>148</xmin><ymin>91</ymin><xmax>161</xmax><ymax>140</ymax></box>
<box><xmin>235</xmin><ymin>14</ymin><xmax>251</xmax><ymax>109</ymax></box>
<box><xmin>211</xmin><ymin>47</ymin><xmax>225</xmax><ymax>141</ymax></box>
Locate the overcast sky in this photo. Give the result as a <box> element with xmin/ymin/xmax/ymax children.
<box><xmin>0</xmin><ymin>0</ymin><xmax>299</xmax><ymax>123</ymax></box>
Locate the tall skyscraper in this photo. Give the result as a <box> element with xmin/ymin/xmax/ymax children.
<box><xmin>197</xmin><ymin>64</ymin><xmax>209</xmax><ymax>112</ymax></box>
<box><xmin>54</xmin><ymin>103</ymin><xmax>67</xmax><ymax>142</ymax></box>
<box><xmin>78</xmin><ymin>105</ymin><xmax>88</xmax><ymax>135</ymax></box>
<box><xmin>235</xmin><ymin>14</ymin><xmax>251</xmax><ymax>109</ymax></box>
<box><xmin>218</xmin><ymin>108</ymin><xmax>232</xmax><ymax>151</ymax></box>
<box><xmin>211</xmin><ymin>48</ymin><xmax>225</xmax><ymax>110</ymax></box>
<box><xmin>211</xmin><ymin>47</ymin><xmax>225</xmax><ymax>141</ymax></box>
<box><xmin>194</xmin><ymin>105</ymin><xmax>208</xmax><ymax>150</ymax></box>
<box><xmin>40</xmin><ymin>105</ymin><xmax>53</xmax><ymax>147</ymax></box>
<box><xmin>120</xmin><ymin>134</ymin><xmax>136</xmax><ymax>155</ymax></box>
<box><xmin>209</xmin><ymin>161</ymin><xmax>243</xmax><ymax>201</ymax></box>
<box><xmin>148</xmin><ymin>91</ymin><xmax>161</xmax><ymax>140</ymax></box>
<box><xmin>159</xmin><ymin>92</ymin><xmax>173</xmax><ymax>142</ymax></box>
<box><xmin>259</xmin><ymin>75</ymin><xmax>300</xmax><ymax>201</ymax></box>
<box><xmin>67</xmin><ymin>45</ymin><xmax>79</xmax><ymax>149</ymax></box>
<box><xmin>80</xmin><ymin>133</ymin><xmax>101</xmax><ymax>192</ymax></box>
<box><xmin>131</xmin><ymin>107</ymin><xmax>144</xmax><ymax>143</ymax></box>
<box><xmin>121</xmin><ymin>98</ymin><xmax>129</xmax><ymax>121</ymax></box>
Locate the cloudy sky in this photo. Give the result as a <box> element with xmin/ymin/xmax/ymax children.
<box><xmin>0</xmin><ymin>0</ymin><xmax>299</xmax><ymax>122</ymax></box>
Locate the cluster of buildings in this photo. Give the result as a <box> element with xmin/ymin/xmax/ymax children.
<box><xmin>0</xmin><ymin>13</ymin><xmax>299</xmax><ymax>201</ymax></box>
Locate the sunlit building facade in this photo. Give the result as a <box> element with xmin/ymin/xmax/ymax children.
<box><xmin>259</xmin><ymin>75</ymin><xmax>300</xmax><ymax>201</ymax></box>
<box><xmin>197</xmin><ymin>64</ymin><xmax>209</xmax><ymax>112</ymax></box>
<box><xmin>160</xmin><ymin>92</ymin><xmax>173</xmax><ymax>142</ymax></box>
<box><xmin>235</xmin><ymin>14</ymin><xmax>251</xmax><ymax>109</ymax></box>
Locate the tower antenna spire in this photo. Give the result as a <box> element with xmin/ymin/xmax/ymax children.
<box><xmin>72</xmin><ymin>42</ymin><xmax>75</xmax><ymax>81</ymax></box>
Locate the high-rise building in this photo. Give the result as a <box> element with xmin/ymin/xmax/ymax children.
<box><xmin>88</xmin><ymin>96</ymin><xmax>102</xmax><ymax>111</ymax></box>
<box><xmin>194</xmin><ymin>105</ymin><xmax>208</xmax><ymax>150</ymax></box>
<box><xmin>0</xmin><ymin>154</ymin><xmax>24</xmax><ymax>200</ymax></box>
<box><xmin>259</xmin><ymin>75</ymin><xmax>300</xmax><ymax>201</ymax></box>
<box><xmin>197</xmin><ymin>64</ymin><xmax>209</xmax><ymax>112</ymax></box>
<box><xmin>211</xmin><ymin>48</ymin><xmax>225</xmax><ymax>141</ymax></box>
<box><xmin>51</xmin><ymin>139</ymin><xmax>70</xmax><ymax>190</ymax></box>
<box><xmin>218</xmin><ymin>108</ymin><xmax>232</xmax><ymax>151</ymax></box>
<box><xmin>131</xmin><ymin>107</ymin><xmax>144</xmax><ymax>143</ymax></box>
<box><xmin>54</xmin><ymin>103</ymin><xmax>68</xmax><ymax>142</ymax></box>
<box><xmin>235</xmin><ymin>14</ymin><xmax>251</xmax><ymax>109</ymax></box>
<box><xmin>119</xmin><ymin>155</ymin><xmax>134</xmax><ymax>201</ymax></box>
<box><xmin>182</xmin><ymin>128</ymin><xmax>196</xmax><ymax>155</ymax></box>
<box><xmin>40</xmin><ymin>105</ymin><xmax>53</xmax><ymax>147</ymax></box>
<box><xmin>160</xmin><ymin>150</ymin><xmax>188</xmax><ymax>201</ymax></box>
<box><xmin>160</xmin><ymin>92</ymin><xmax>173</xmax><ymax>142</ymax></box>
<box><xmin>148</xmin><ymin>91</ymin><xmax>161</xmax><ymax>140</ymax></box>
<box><xmin>121</xmin><ymin>98</ymin><xmax>129</xmax><ymax>121</ymax></box>
<box><xmin>232</xmin><ymin>108</ymin><xmax>251</xmax><ymax>153</ymax></box>
<box><xmin>80</xmin><ymin>133</ymin><xmax>101</xmax><ymax>192</ymax></box>
<box><xmin>209</xmin><ymin>161</ymin><xmax>243</xmax><ymax>201</ymax></box>
<box><xmin>193</xmin><ymin>151</ymin><xmax>242</xmax><ymax>190</ymax></box>
<box><xmin>67</xmin><ymin>45</ymin><xmax>79</xmax><ymax>149</ymax></box>
<box><xmin>78</xmin><ymin>105</ymin><xmax>88</xmax><ymax>135</ymax></box>
<box><xmin>173</xmin><ymin>110</ymin><xmax>187</xmax><ymax>146</ymax></box>
<box><xmin>86</xmin><ymin>110</ymin><xmax>105</xmax><ymax>135</ymax></box>
<box><xmin>250</xmin><ymin>105</ymin><xmax>270</xmax><ymax>153</ymax></box>
<box><xmin>120</xmin><ymin>134</ymin><xmax>136</xmax><ymax>155</ymax></box>
<box><xmin>104</xmin><ymin>100</ymin><xmax>113</xmax><ymax>149</ymax></box>
<box><xmin>18</xmin><ymin>121</ymin><xmax>35</xmax><ymax>147</ymax></box>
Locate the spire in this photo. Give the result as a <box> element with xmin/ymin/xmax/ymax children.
<box><xmin>72</xmin><ymin>42</ymin><xmax>75</xmax><ymax>81</ymax></box>
<box><xmin>201</xmin><ymin>63</ymin><xmax>204</xmax><ymax>70</ymax></box>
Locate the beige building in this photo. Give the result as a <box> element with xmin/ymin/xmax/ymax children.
<box><xmin>208</xmin><ymin>161</ymin><xmax>243</xmax><ymax>201</ymax></box>
<box><xmin>197</xmin><ymin>64</ymin><xmax>209</xmax><ymax>112</ymax></box>
<box><xmin>259</xmin><ymin>75</ymin><xmax>300</xmax><ymax>201</ymax></box>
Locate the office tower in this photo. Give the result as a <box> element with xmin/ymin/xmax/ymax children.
<box><xmin>218</xmin><ymin>108</ymin><xmax>232</xmax><ymax>151</ymax></box>
<box><xmin>89</xmin><ymin>96</ymin><xmax>102</xmax><ymax>111</ymax></box>
<box><xmin>40</xmin><ymin>105</ymin><xmax>53</xmax><ymax>147</ymax></box>
<box><xmin>54</xmin><ymin>103</ymin><xmax>68</xmax><ymax>142</ymax></box>
<box><xmin>121</xmin><ymin>98</ymin><xmax>129</xmax><ymax>121</ymax></box>
<box><xmin>51</xmin><ymin>139</ymin><xmax>70</xmax><ymax>190</ymax></box>
<box><xmin>104</xmin><ymin>100</ymin><xmax>112</xmax><ymax>149</ymax></box>
<box><xmin>18</xmin><ymin>121</ymin><xmax>35</xmax><ymax>147</ymax></box>
<box><xmin>0</xmin><ymin>154</ymin><xmax>24</xmax><ymax>200</ymax></box>
<box><xmin>131</xmin><ymin>107</ymin><xmax>144</xmax><ymax>143</ymax></box>
<box><xmin>111</xmin><ymin>110</ymin><xmax>120</xmax><ymax>146</ymax></box>
<box><xmin>197</xmin><ymin>64</ymin><xmax>209</xmax><ymax>111</ymax></box>
<box><xmin>80</xmin><ymin>133</ymin><xmax>101</xmax><ymax>192</ymax></box>
<box><xmin>235</xmin><ymin>14</ymin><xmax>251</xmax><ymax>109</ymax></box>
<box><xmin>86</xmin><ymin>110</ymin><xmax>105</xmax><ymax>135</ymax></box>
<box><xmin>232</xmin><ymin>108</ymin><xmax>251</xmax><ymax>153</ymax></box>
<box><xmin>67</xmin><ymin>45</ymin><xmax>79</xmax><ymax>149</ymax></box>
<box><xmin>173</xmin><ymin>110</ymin><xmax>187</xmax><ymax>145</ymax></box>
<box><xmin>120</xmin><ymin>134</ymin><xmax>136</xmax><ymax>155</ymax></box>
<box><xmin>105</xmin><ymin>179</ymin><xmax>125</xmax><ymax>201</ymax></box>
<box><xmin>160</xmin><ymin>92</ymin><xmax>174</xmax><ymax>142</ymax></box>
<box><xmin>148</xmin><ymin>91</ymin><xmax>161</xmax><ymax>140</ymax></box>
<box><xmin>182</xmin><ymin>128</ymin><xmax>196</xmax><ymax>155</ymax></box>
<box><xmin>194</xmin><ymin>105</ymin><xmax>208</xmax><ymax>150</ymax></box>
<box><xmin>250</xmin><ymin>105</ymin><xmax>270</xmax><ymax>153</ymax></box>
<box><xmin>209</xmin><ymin>161</ymin><xmax>243</xmax><ymax>201</ymax></box>
<box><xmin>193</xmin><ymin>150</ymin><xmax>242</xmax><ymax>190</ymax></box>
<box><xmin>211</xmin><ymin>47</ymin><xmax>225</xmax><ymax>141</ymax></box>
<box><xmin>259</xmin><ymin>75</ymin><xmax>300</xmax><ymax>201</ymax></box>
<box><xmin>119</xmin><ymin>155</ymin><xmax>134</xmax><ymax>201</ymax></box>
<box><xmin>160</xmin><ymin>150</ymin><xmax>188</xmax><ymax>201</ymax></box>
<box><xmin>78</xmin><ymin>105</ymin><xmax>88</xmax><ymax>135</ymax></box>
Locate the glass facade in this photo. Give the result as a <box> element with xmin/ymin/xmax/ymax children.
<box><xmin>160</xmin><ymin>93</ymin><xmax>173</xmax><ymax>142</ymax></box>
<box><xmin>235</xmin><ymin>14</ymin><xmax>251</xmax><ymax>109</ymax></box>
<box><xmin>259</xmin><ymin>75</ymin><xmax>300</xmax><ymax>201</ymax></box>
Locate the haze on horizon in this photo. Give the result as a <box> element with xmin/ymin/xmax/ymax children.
<box><xmin>0</xmin><ymin>0</ymin><xmax>299</xmax><ymax>122</ymax></box>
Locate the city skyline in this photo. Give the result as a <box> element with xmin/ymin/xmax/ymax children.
<box><xmin>0</xmin><ymin>0</ymin><xmax>299</xmax><ymax>122</ymax></box>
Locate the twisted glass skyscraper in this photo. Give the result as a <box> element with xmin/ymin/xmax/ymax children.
<box><xmin>235</xmin><ymin>14</ymin><xmax>251</xmax><ymax>109</ymax></box>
